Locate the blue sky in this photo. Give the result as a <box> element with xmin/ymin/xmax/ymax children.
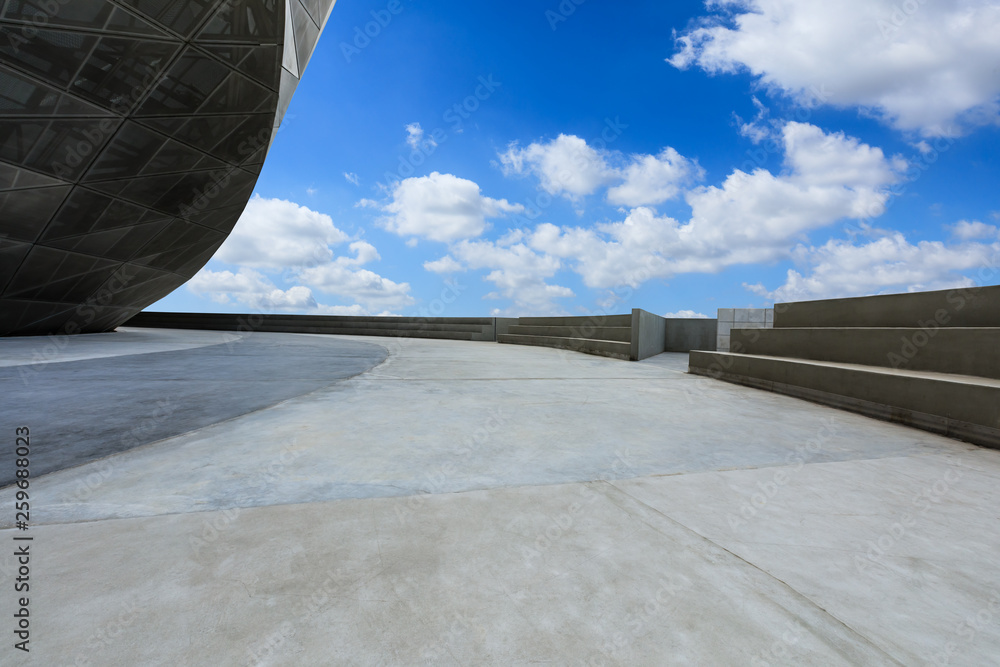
<box><xmin>153</xmin><ymin>0</ymin><xmax>1000</xmax><ymax>318</ymax></box>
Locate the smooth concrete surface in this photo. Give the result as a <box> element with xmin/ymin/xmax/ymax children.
<box><xmin>775</xmin><ymin>284</ymin><xmax>1000</xmax><ymax>328</ymax></box>
<box><xmin>3</xmin><ymin>330</ymin><xmax>1000</xmax><ymax>665</ymax></box>
<box><xmin>630</xmin><ymin>308</ymin><xmax>667</xmax><ymax>361</ymax></box>
<box><xmin>0</xmin><ymin>328</ymin><xmax>386</xmax><ymax>485</ymax></box>
<box><xmin>690</xmin><ymin>351</ymin><xmax>1000</xmax><ymax>447</ymax></box>
<box><xmin>663</xmin><ymin>317</ymin><xmax>717</xmax><ymax>352</ymax></box>
<box><xmin>732</xmin><ymin>327</ymin><xmax>1000</xmax><ymax>380</ymax></box>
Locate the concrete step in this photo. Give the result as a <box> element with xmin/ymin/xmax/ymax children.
<box><xmin>775</xmin><ymin>285</ymin><xmax>999</xmax><ymax>328</ymax></box>
<box><xmin>689</xmin><ymin>351</ymin><xmax>1000</xmax><ymax>448</ymax></box>
<box><xmin>507</xmin><ymin>325</ymin><xmax>631</xmax><ymax>342</ymax></box>
<box><xmin>517</xmin><ymin>314</ymin><xmax>632</xmax><ymax>328</ymax></box>
<box><xmin>497</xmin><ymin>333</ymin><xmax>631</xmax><ymax>360</ymax></box>
<box><xmin>731</xmin><ymin>327</ymin><xmax>1000</xmax><ymax>380</ymax></box>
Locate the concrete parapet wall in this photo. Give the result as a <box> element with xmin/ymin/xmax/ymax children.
<box><xmin>774</xmin><ymin>284</ymin><xmax>1000</xmax><ymax>328</ymax></box>
<box><xmin>689</xmin><ymin>351</ymin><xmax>1000</xmax><ymax>448</ymax></box>
<box><xmin>732</xmin><ymin>327</ymin><xmax>1000</xmax><ymax>380</ymax></box>
<box><xmin>631</xmin><ymin>309</ymin><xmax>667</xmax><ymax>361</ymax></box>
<box><xmin>125</xmin><ymin>312</ymin><xmax>497</xmax><ymax>341</ymax></box>
<box><xmin>664</xmin><ymin>318</ymin><xmax>717</xmax><ymax>352</ymax></box>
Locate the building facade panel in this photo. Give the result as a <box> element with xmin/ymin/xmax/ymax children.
<box><xmin>0</xmin><ymin>0</ymin><xmax>335</xmax><ymax>335</ymax></box>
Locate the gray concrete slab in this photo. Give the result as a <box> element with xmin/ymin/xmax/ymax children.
<box><xmin>2</xmin><ymin>329</ymin><xmax>999</xmax><ymax>665</ymax></box>
<box><xmin>0</xmin><ymin>328</ymin><xmax>386</xmax><ymax>484</ymax></box>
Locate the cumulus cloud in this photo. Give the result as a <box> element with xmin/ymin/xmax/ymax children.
<box><xmin>381</xmin><ymin>172</ymin><xmax>525</xmax><ymax>242</ymax></box>
<box><xmin>344</xmin><ymin>172</ymin><xmax>360</xmax><ymax>186</ymax></box>
<box><xmin>188</xmin><ymin>268</ymin><xmax>319</xmax><ymax>311</ymax></box>
<box><xmin>448</xmin><ymin>238</ymin><xmax>573</xmax><ymax>314</ymax></box>
<box><xmin>606</xmin><ymin>147</ymin><xmax>703</xmax><ymax>207</ymax></box>
<box><xmin>499</xmin><ymin>134</ymin><xmax>617</xmax><ymax>201</ymax></box>
<box><xmin>950</xmin><ymin>220</ymin><xmax>1000</xmax><ymax>241</ymax></box>
<box><xmin>216</xmin><ymin>195</ymin><xmax>349</xmax><ymax>269</ymax></box>
<box><xmin>745</xmin><ymin>234</ymin><xmax>1000</xmax><ymax>302</ymax></box>
<box><xmin>423</xmin><ymin>255</ymin><xmax>465</xmax><ymax>273</ymax></box>
<box><xmin>298</xmin><ymin>242</ymin><xmax>414</xmax><ymax>311</ymax></box>
<box><xmin>669</xmin><ymin>0</ymin><xmax>1000</xmax><ymax>136</ymax></box>
<box><xmin>531</xmin><ymin>122</ymin><xmax>905</xmax><ymax>288</ymax></box>
<box><xmin>200</xmin><ymin>196</ymin><xmax>412</xmax><ymax>314</ymax></box>
<box><xmin>499</xmin><ymin>134</ymin><xmax>703</xmax><ymax>207</ymax></box>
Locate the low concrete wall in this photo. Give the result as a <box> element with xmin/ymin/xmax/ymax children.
<box><xmin>664</xmin><ymin>318</ymin><xmax>717</xmax><ymax>352</ymax></box>
<box><xmin>495</xmin><ymin>318</ymin><xmax>518</xmax><ymax>337</ymax></box>
<box><xmin>124</xmin><ymin>312</ymin><xmax>497</xmax><ymax>341</ymax></box>
<box><xmin>630</xmin><ymin>309</ymin><xmax>667</xmax><ymax>361</ymax></box>
<box><xmin>775</xmin><ymin>284</ymin><xmax>1000</xmax><ymax>328</ymax></box>
<box><xmin>732</xmin><ymin>327</ymin><xmax>1000</xmax><ymax>380</ymax></box>
<box><xmin>690</xmin><ymin>350</ymin><xmax>1000</xmax><ymax>448</ymax></box>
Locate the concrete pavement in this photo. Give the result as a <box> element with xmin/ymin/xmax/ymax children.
<box><xmin>2</xmin><ymin>328</ymin><xmax>999</xmax><ymax>665</ymax></box>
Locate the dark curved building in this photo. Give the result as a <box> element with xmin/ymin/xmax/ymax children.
<box><xmin>0</xmin><ymin>0</ymin><xmax>335</xmax><ymax>336</ymax></box>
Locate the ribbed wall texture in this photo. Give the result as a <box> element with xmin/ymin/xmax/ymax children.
<box><xmin>0</xmin><ymin>0</ymin><xmax>336</xmax><ymax>336</ymax></box>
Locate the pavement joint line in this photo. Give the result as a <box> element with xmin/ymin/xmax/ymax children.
<box><xmin>600</xmin><ymin>479</ymin><xmax>909</xmax><ymax>666</ymax></box>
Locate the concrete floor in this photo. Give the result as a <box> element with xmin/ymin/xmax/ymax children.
<box><xmin>2</xmin><ymin>328</ymin><xmax>999</xmax><ymax>665</ymax></box>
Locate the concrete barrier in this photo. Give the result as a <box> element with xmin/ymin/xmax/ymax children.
<box><xmin>775</xmin><ymin>285</ymin><xmax>1000</xmax><ymax>328</ymax></box>
<box><xmin>664</xmin><ymin>318</ymin><xmax>717</xmax><ymax>352</ymax></box>
<box><xmin>124</xmin><ymin>312</ymin><xmax>496</xmax><ymax>341</ymax></box>
<box><xmin>631</xmin><ymin>309</ymin><xmax>667</xmax><ymax>360</ymax></box>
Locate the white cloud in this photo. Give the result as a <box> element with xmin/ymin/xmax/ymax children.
<box><xmin>405</xmin><ymin>122</ymin><xmax>435</xmax><ymax>150</ymax></box>
<box><xmin>423</xmin><ymin>256</ymin><xmax>465</xmax><ymax>273</ymax></box>
<box><xmin>531</xmin><ymin>122</ymin><xmax>904</xmax><ymax>288</ymax></box>
<box><xmin>298</xmin><ymin>242</ymin><xmax>414</xmax><ymax>311</ymax></box>
<box><xmin>499</xmin><ymin>134</ymin><xmax>616</xmax><ymax>200</ymax></box>
<box><xmin>344</xmin><ymin>172</ymin><xmax>360</xmax><ymax>186</ymax></box>
<box><xmin>448</xmin><ymin>238</ymin><xmax>573</xmax><ymax>314</ymax></box>
<box><xmin>950</xmin><ymin>220</ymin><xmax>1000</xmax><ymax>241</ymax></box>
<box><xmin>381</xmin><ymin>172</ymin><xmax>525</xmax><ymax>242</ymax></box>
<box><xmin>187</xmin><ymin>268</ymin><xmax>319</xmax><ymax>311</ymax></box>
<box><xmin>202</xmin><ymin>197</ymin><xmax>411</xmax><ymax>314</ymax></box>
<box><xmin>665</xmin><ymin>310</ymin><xmax>710</xmax><ymax>318</ymax></box>
<box><xmin>215</xmin><ymin>195</ymin><xmax>349</xmax><ymax>269</ymax></box>
<box><xmin>355</xmin><ymin>198</ymin><xmax>378</xmax><ymax>208</ymax></box>
<box><xmin>606</xmin><ymin>147</ymin><xmax>703</xmax><ymax>207</ymax></box>
<box><xmin>499</xmin><ymin>134</ymin><xmax>704</xmax><ymax>207</ymax></box>
<box><xmin>745</xmin><ymin>233</ymin><xmax>1000</xmax><ymax>302</ymax></box>
<box><xmin>669</xmin><ymin>0</ymin><xmax>1000</xmax><ymax>136</ymax></box>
